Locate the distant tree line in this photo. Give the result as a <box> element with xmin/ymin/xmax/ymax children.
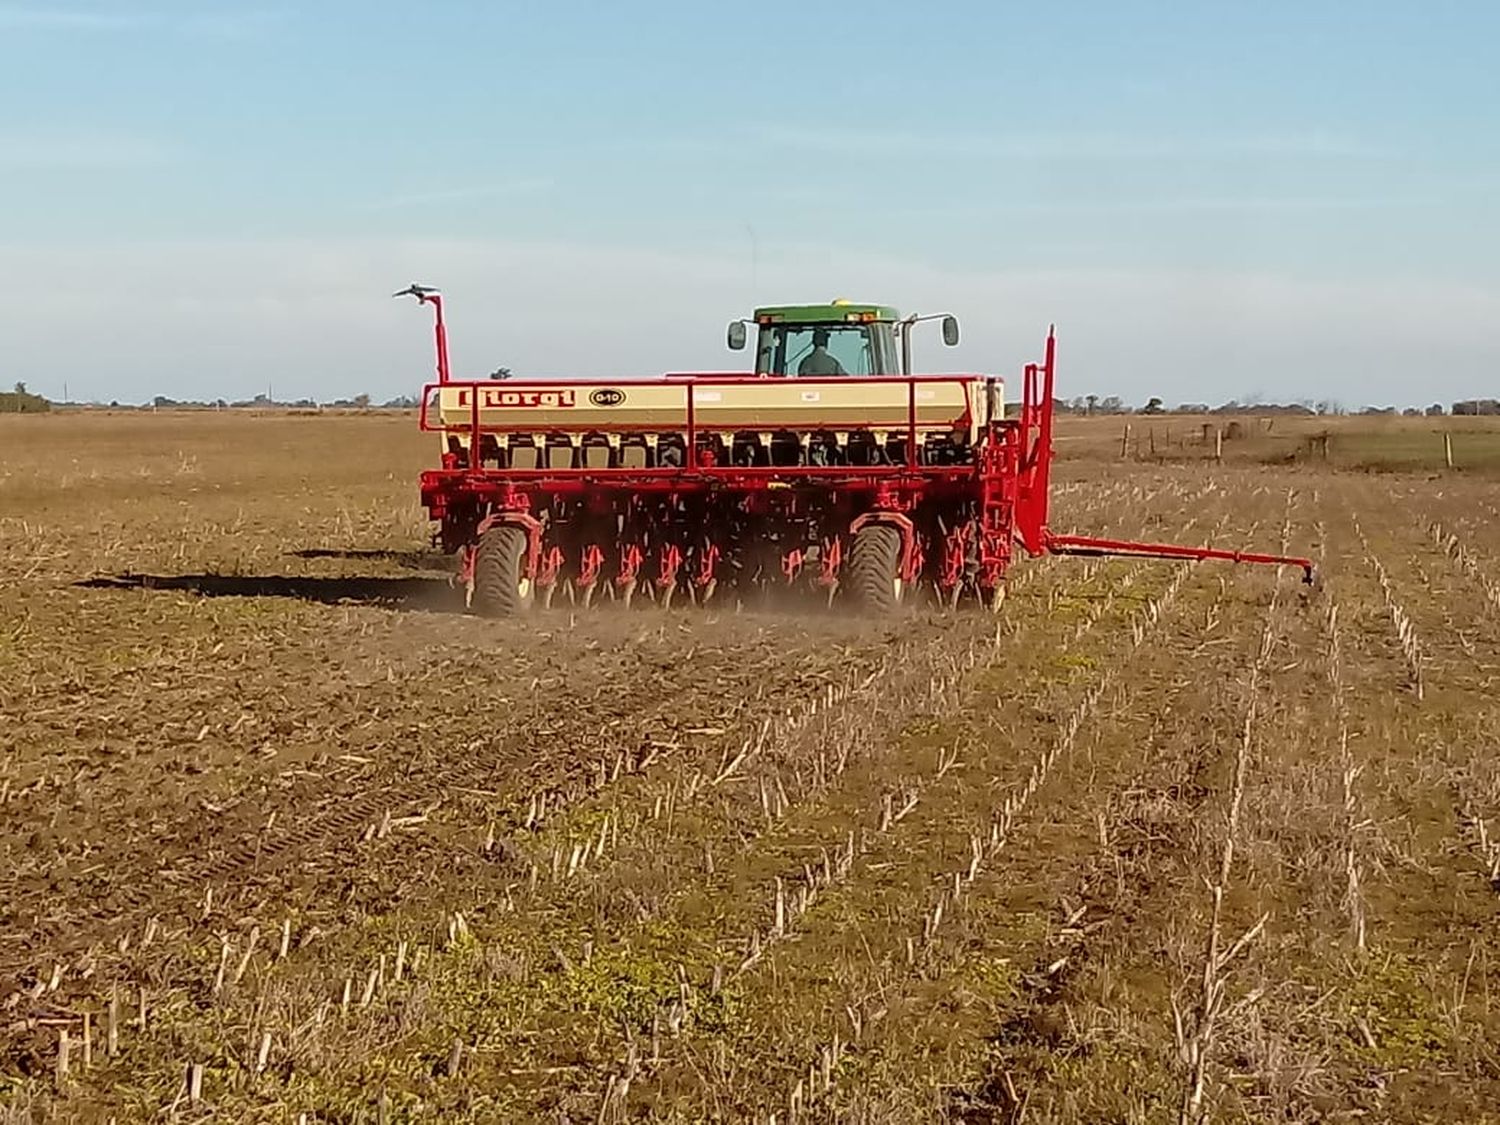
<box><xmin>1452</xmin><ymin>399</ymin><xmax>1500</xmax><ymax>416</ymax></box>
<box><xmin>1054</xmin><ymin>395</ymin><xmax>1492</xmax><ymax>418</ymax></box>
<box><xmin>120</xmin><ymin>393</ymin><xmax>422</xmax><ymax>410</ymax></box>
<box><xmin>1054</xmin><ymin>397</ymin><xmax>1319</xmax><ymax>416</ymax></box>
<box><xmin>1054</xmin><ymin>395</ymin><xmax>1329</xmax><ymax>416</ymax></box>
<box><xmin>1</xmin><ymin>382</ymin><xmax>50</xmax><ymax>413</ymax></box>
<box><xmin>11</xmin><ymin>378</ymin><xmax>1493</xmax><ymax>418</ymax></box>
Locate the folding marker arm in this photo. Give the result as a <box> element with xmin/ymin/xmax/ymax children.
<box><xmin>1013</xmin><ymin>328</ymin><xmax>1318</xmax><ymax>586</ymax></box>
<box><xmin>395</xmin><ymin>283</ymin><xmax>451</xmax><ymax>385</ymax></box>
<box><xmin>1044</xmin><ymin>533</ymin><xmax>1318</xmax><ymax>584</ymax></box>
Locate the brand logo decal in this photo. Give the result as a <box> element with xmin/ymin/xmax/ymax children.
<box><xmin>461</xmin><ymin>388</ymin><xmax>577</xmax><ymax>409</ymax></box>
<box><xmin>590</xmin><ymin>388</ymin><xmax>626</xmax><ymax>407</ymax></box>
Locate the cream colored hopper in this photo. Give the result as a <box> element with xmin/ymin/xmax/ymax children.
<box><xmin>435</xmin><ymin>376</ymin><xmax>1000</xmax><ymax>456</ymax></box>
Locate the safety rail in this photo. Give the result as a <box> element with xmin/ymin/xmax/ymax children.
<box><xmin>418</xmin><ymin>374</ymin><xmax>1002</xmax><ymax>477</ymax></box>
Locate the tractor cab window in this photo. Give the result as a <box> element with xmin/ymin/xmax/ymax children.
<box><xmin>756</xmin><ymin>324</ymin><xmax>875</xmax><ymax>377</ymax></box>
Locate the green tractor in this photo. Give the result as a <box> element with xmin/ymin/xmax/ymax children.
<box><xmin>726</xmin><ymin>299</ymin><xmax>961</xmax><ymax>377</ymax></box>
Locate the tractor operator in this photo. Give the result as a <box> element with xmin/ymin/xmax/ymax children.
<box><xmin>797</xmin><ymin>329</ymin><xmax>848</xmax><ymax>376</ymax></box>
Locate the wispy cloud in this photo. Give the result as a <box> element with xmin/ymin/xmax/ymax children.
<box><xmin>0</xmin><ymin>3</ymin><xmax>282</xmax><ymax>37</ymax></box>
<box><xmin>355</xmin><ymin>179</ymin><xmax>555</xmax><ymax>212</ymax></box>
<box><xmin>0</xmin><ymin>4</ymin><xmax>142</xmax><ymax>30</ymax></box>
<box><xmin>756</xmin><ymin>126</ymin><xmax>1389</xmax><ymax>162</ymax></box>
<box><xmin>0</xmin><ymin>133</ymin><xmax>177</xmax><ymax>171</ymax></box>
<box><xmin>865</xmin><ymin>194</ymin><xmax>1439</xmax><ymax>220</ymax></box>
<box><xmin>182</xmin><ymin>8</ymin><xmax>282</xmax><ymax>39</ymax></box>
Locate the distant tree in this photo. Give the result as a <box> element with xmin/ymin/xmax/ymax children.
<box><xmin>2</xmin><ymin>383</ymin><xmax>49</xmax><ymax>413</ymax></box>
<box><xmin>1084</xmin><ymin>394</ymin><xmax>1098</xmax><ymax>415</ymax></box>
<box><xmin>353</xmin><ymin>393</ymin><xmax>371</xmax><ymax>409</ymax></box>
<box><xmin>1141</xmin><ymin>396</ymin><xmax>1165</xmax><ymax>414</ymax></box>
<box><xmin>1452</xmin><ymin>400</ymin><xmax>1499</xmax><ymax>415</ymax></box>
<box><xmin>1426</xmin><ymin>403</ymin><xmax>1444</xmax><ymax>416</ymax></box>
<box><xmin>1099</xmin><ymin>395</ymin><xmax>1126</xmax><ymax>414</ymax></box>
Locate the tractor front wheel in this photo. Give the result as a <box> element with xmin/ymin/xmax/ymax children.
<box><xmin>846</xmin><ymin>523</ymin><xmax>905</xmax><ymax>612</ymax></box>
<box><xmin>471</xmin><ymin>525</ymin><xmax>534</xmax><ymax>617</ymax></box>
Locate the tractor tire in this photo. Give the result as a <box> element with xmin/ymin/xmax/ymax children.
<box><xmin>471</xmin><ymin>525</ymin><xmax>533</xmax><ymax>618</ymax></box>
<box><xmin>847</xmin><ymin>523</ymin><xmax>905</xmax><ymax>612</ymax></box>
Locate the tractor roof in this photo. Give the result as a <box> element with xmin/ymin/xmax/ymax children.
<box><xmin>753</xmin><ymin>301</ymin><xmax>901</xmax><ymax>324</ymax></box>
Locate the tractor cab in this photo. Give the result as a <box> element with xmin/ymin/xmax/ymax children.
<box><xmin>726</xmin><ymin>300</ymin><xmax>959</xmax><ymax>377</ymax></box>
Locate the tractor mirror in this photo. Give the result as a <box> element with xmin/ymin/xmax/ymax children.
<box><xmin>727</xmin><ymin>321</ymin><xmax>747</xmax><ymax>350</ymax></box>
<box><xmin>941</xmin><ymin>315</ymin><xmax>960</xmax><ymax>347</ymax></box>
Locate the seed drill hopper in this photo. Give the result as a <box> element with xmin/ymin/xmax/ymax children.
<box><xmin>402</xmin><ymin>287</ymin><xmax>1314</xmax><ymax>614</ymax></box>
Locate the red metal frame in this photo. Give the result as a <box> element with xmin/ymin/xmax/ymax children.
<box><xmin>407</xmin><ymin>297</ymin><xmax>1314</xmax><ymax>605</ymax></box>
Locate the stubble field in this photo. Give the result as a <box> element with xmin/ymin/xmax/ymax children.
<box><xmin>2</xmin><ymin>411</ymin><xmax>1498</xmax><ymax>1123</ymax></box>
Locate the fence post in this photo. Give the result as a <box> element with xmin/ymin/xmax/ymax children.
<box><xmin>1215</xmin><ymin>428</ymin><xmax>1223</xmax><ymax>462</ymax></box>
<box><xmin>1121</xmin><ymin>423</ymin><xmax>1131</xmax><ymax>459</ymax></box>
<box><xmin>1444</xmin><ymin>431</ymin><xmax>1454</xmax><ymax>469</ymax></box>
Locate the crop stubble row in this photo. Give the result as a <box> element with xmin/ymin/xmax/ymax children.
<box><xmin>10</xmin><ymin>459</ymin><xmax>1497</xmax><ymax>1121</ymax></box>
<box><xmin>0</xmin><ymin>471</ymin><xmax>1170</xmax><ymax>1116</ymax></box>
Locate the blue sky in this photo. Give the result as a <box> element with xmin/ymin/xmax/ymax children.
<box><xmin>1</xmin><ymin>0</ymin><xmax>1497</xmax><ymax>406</ymax></box>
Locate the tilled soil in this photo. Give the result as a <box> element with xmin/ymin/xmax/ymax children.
<box><xmin>2</xmin><ymin>414</ymin><xmax>1498</xmax><ymax>1123</ymax></box>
